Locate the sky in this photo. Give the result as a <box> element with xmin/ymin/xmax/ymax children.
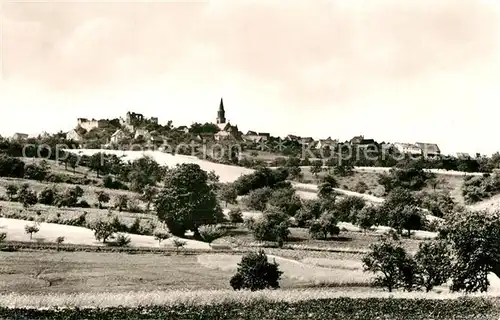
<box><xmin>1</xmin><ymin>0</ymin><xmax>500</xmax><ymax>155</ymax></box>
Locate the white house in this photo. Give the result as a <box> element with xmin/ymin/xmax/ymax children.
<box><xmin>110</xmin><ymin>129</ymin><xmax>128</xmax><ymax>144</ymax></box>
<box><xmin>66</xmin><ymin>129</ymin><xmax>83</xmax><ymax>142</ymax></box>
<box><xmin>394</xmin><ymin>142</ymin><xmax>422</xmax><ymax>155</ymax></box>
<box><xmin>10</xmin><ymin>133</ymin><xmax>29</xmax><ymax>141</ymax></box>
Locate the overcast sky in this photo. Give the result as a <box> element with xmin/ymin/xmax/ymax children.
<box><xmin>1</xmin><ymin>0</ymin><xmax>499</xmax><ymax>155</ymax></box>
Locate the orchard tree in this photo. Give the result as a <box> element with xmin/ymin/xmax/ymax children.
<box><xmin>24</xmin><ymin>224</ymin><xmax>40</xmax><ymax>240</ymax></box>
<box><xmin>243</xmin><ymin>187</ymin><xmax>273</xmax><ymax>211</ymax></box>
<box><xmin>155</xmin><ymin>163</ymin><xmax>224</xmax><ymax>237</ymax></box>
<box><xmin>414</xmin><ymin>240</ymin><xmax>452</xmax><ymax>292</ymax></box>
<box><xmin>66</xmin><ymin>153</ymin><xmax>79</xmax><ymax>173</ymax></box>
<box><xmin>310</xmin><ymin>160</ymin><xmax>323</xmax><ymax>179</ymax></box>
<box><xmin>6</xmin><ymin>184</ymin><xmax>18</xmax><ymax>201</ymax></box>
<box><xmin>318</xmin><ymin>174</ymin><xmax>338</xmax><ymax>200</ymax></box>
<box><xmin>443</xmin><ymin>210</ymin><xmax>500</xmax><ymax>293</ymax></box>
<box><xmin>17</xmin><ymin>185</ymin><xmax>38</xmax><ymax>208</ymax></box>
<box><xmin>362</xmin><ymin>236</ymin><xmax>413</xmax><ymax>292</ymax></box>
<box><xmin>153</xmin><ymin>229</ymin><xmax>170</xmax><ymax>245</ymax></box>
<box><xmin>95</xmin><ymin>191</ymin><xmax>110</xmax><ymax>209</ymax></box>
<box><xmin>219</xmin><ymin>183</ymin><xmax>238</xmax><ymax>207</ymax></box>
<box><xmin>140</xmin><ymin>185</ymin><xmax>158</xmax><ymax>212</ymax></box>
<box><xmin>309</xmin><ymin>212</ymin><xmax>340</xmax><ymax>240</ymax></box>
<box><xmin>114</xmin><ymin>194</ymin><xmax>129</xmax><ymax>212</ymax></box>
<box><xmin>356</xmin><ymin>205</ymin><xmax>378</xmax><ymax>233</ymax></box>
<box><xmin>128</xmin><ymin>156</ymin><xmax>165</xmax><ymax>192</ymax></box>
<box><xmin>250</xmin><ymin>210</ymin><xmax>290</xmax><ymax>247</ymax></box>
<box><xmin>267</xmin><ymin>187</ymin><xmax>302</xmax><ymax>216</ymax></box>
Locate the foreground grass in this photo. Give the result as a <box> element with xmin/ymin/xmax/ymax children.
<box><xmin>0</xmin><ymin>293</ymin><xmax>498</xmax><ymax>320</ymax></box>
<box><xmin>0</xmin><ymin>252</ymin><xmax>229</xmax><ymax>294</ymax></box>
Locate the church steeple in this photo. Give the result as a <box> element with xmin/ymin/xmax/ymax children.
<box><xmin>217</xmin><ymin>98</ymin><xmax>226</xmax><ymax>124</ymax></box>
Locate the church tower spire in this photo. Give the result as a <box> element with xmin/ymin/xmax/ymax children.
<box><xmin>217</xmin><ymin>97</ymin><xmax>226</xmax><ymax>124</ymax></box>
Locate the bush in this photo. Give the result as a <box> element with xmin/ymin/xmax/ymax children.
<box><xmin>38</xmin><ymin>186</ymin><xmax>57</xmax><ymax>205</ymax></box>
<box><xmin>230</xmin><ymin>250</ymin><xmax>283</xmax><ymax>291</ymax></box>
<box><xmin>114</xmin><ymin>233</ymin><xmax>132</xmax><ymax>247</ymax></box>
<box><xmin>198</xmin><ymin>224</ymin><xmax>226</xmax><ymax>244</ymax></box>
<box><xmin>0</xmin><ymin>155</ymin><xmax>25</xmax><ymax>178</ymax></box>
<box><xmin>228</xmin><ymin>208</ymin><xmax>244</xmax><ymax>223</ymax></box>
<box><xmin>462</xmin><ymin>174</ymin><xmax>500</xmax><ymax>204</ymax></box>
<box><xmin>24</xmin><ymin>163</ymin><xmax>48</xmax><ymax>181</ymax></box>
<box><xmin>5</xmin><ymin>184</ymin><xmax>18</xmax><ymax>201</ymax></box>
<box><xmin>354</xmin><ymin>181</ymin><xmax>368</xmax><ymax>194</ymax></box>
<box><xmin>17</xmin><ymin>185</ymin><xmax>38</xmax><ymax>208</ymax></box>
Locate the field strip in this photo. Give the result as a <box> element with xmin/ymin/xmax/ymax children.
<box><xmin>2</xmin><ymin>289</ymin><xmax>500</xmax><ymax>309</ymax></box>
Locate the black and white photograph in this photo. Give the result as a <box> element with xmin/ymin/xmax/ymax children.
<box><xmin>0</xmin><ymin>0</ymin><xmax>500</xmax><ymax>319</ymax></box>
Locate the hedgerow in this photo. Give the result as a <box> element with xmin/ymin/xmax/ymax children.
<box><xmin>0</xmin><ymin>297</ymin><xmax>497</xmax><ymax>320</ymax></box>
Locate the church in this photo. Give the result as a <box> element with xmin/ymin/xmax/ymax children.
<box><xmin>214</xmin><ymin>98</ymin><xmax>241</xmax><ymax>141</ymax></box>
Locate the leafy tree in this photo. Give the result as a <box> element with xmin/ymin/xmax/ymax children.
<box><xmin>294</xmin><ymin>199</ymin><xmax>323</xmax><ymax>227</ymax></box>
<box><xmin>66</xmin><ymin>153</ymin><xmax>79</xmax><ymax>173</ymax></box>
<box><xmin>443</xmin><ymin>210</ymin><xmax>500</xmax><ymax>293</ymax></box>
<box><xmin>414</xmin><ymin>240</ymin><xmax>452</xmax><ymax>292</ymax></box>
<box><xmin>219</xmin><ymin>183</ymin><xmax>238</xmax><ymax>207</ymax></box>
<box><xmin>198</xmin><ymin>224</ymin><xmax>226</xmax><ymax>245</ymax></box>
<box><xmin>228</xmin><ymin>208</ymin><xmax>244</xmax><ymax>223</ymax></box>
<box><xmin>140</xmin><ymin>185</ymin><xmax>157</xmax><ymax>212</ymax></box>
<box><xmin>55</xmin><ymin>236</ymin><xmax>65</xmax><ymax>251</ymax></box>
<box><xmin>267</xmin><ymin>187</ymin><xmax>302</xmax><ymax>216</ymax></box>
<box><xmin>24</xmin><ymin>163</ymin><xmax>49</xmax><ymax>181</ymax></box>
<box><xmin>356</xmin><ymin>204</ymin><xmax>378</xmax><ymax>233</ymax></box>
<box><xmin>318</xmin><ymin>174</ymin><xmax>338</xmax><ymax>200</ymax></box>
<box><xmin>95</xmin><ymin>191</ymin><xmax>110</xmax><ymax>209</ymax></box>
<box><xmin>250</xmin><ymin>211</ymin><xmax>290</xmax><ymax>247</ymax></box>
<box><xmin>309</xmin><ymin>212</ymin><xmax>340</xmax><ymax>239</ymax></box>
<box><xmin>362</xmin><ymin>236</ymin><xmax>412</xmax><ymax>292</ymax></box>
<box><xmin>38</xmin><ymin>186</ymin><xmax>58</xmax><ymax>206</ymax></box>
<box><xmin>17</xmin><ymin>185</ymin><xmax>38</xmax><ymax>208</ymax></box>
<box><xmin>310</xmin><ymin>160</ymin><xmax>323</xmax><ymax>179</ymax></box>
<box><xmin>88</xmin><ymin>218</ymin><xmax>116</xmax><ymax>243</ymax></box>
<box><xmin>172</xmin><ymin>237</ymin><xmax>187</xmax><ymax>254</ymax></box>
<box><xmin>335</xmin><ymin>195</ymin><xmax>366</xmax><ymax>222</ymax></box>
<box><xmin>390</xmin><ymin>205</ymin><xmax>424</xmax><ymax>237</ymax></box>
<box><xmin>378</xmin><ymin>162</ymin><xmax>434</xmax><ymax>193</ymax></box>
<box><xmin>155</xmin><ymin>163</ymin><xmax>224</xmax><ymax>237</ymax></box>
<box><xmin>88</xmin><ymin>153</ymin><xmax>107</xmax><ymax>177</ymax></box>
<box><xmin>243</xmin><ymin>187</ymin><xmax>273</xmax><ymax>211</ymax></box>
<box><xmin>153</xmin><ymin>229</ymin><xmax>170</xmax><ymax>245</ymax></box>
<box><xmin>230</xmin><ymin>250</ymin><xmax>283</xmax><ymax>291</ymax></box>
<box><xmin>5</xmin><ymin>184</ymin><xmax>18</xmax><ymax>201</ymax></box>
<box><xmin>56</xmin><ymin>186</ymin><xmax>84</xmax><ymax>208</ymax></box>
<box><xmin>417</xmin><ymin>191</ymin><xmax>455</xmax><ymax>218</ymax></box>
<box><xmin>128</xmin><ymin>156</ymin><xmax>165</xmax><ymax>192</ymax></box>
<box><xmin>114</xmin><ymin>194</ymin><xmax>129</xmax><ymax>212</ymax></box>
<box><xmin>24</xmin><ymin>224</ymin><xmax>40</xmax><ymax>240</ymax></box>
<box><xmin>0</xmin><ymin>155</ymin><xmax>25</xmax><ymax>178</ymax></box>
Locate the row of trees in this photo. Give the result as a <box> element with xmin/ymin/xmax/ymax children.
<box><xmin>365</xmin><ymin>209</ymin><xmax>500</xmax><ymax>293</ymax></box>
